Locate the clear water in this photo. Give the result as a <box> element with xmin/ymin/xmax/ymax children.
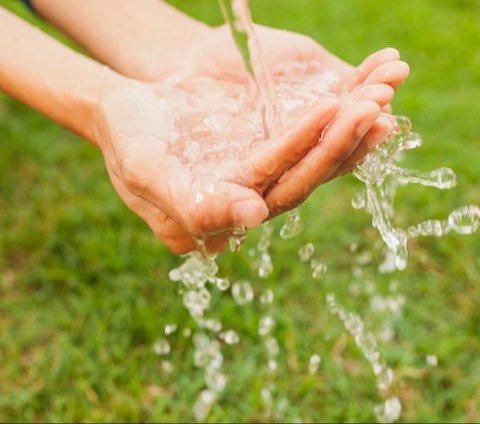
<box><xmin>155</xmin><ymin>0</ymin><xmax>480</xmax><ymax>421</ymax></box>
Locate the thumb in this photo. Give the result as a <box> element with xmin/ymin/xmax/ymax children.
<box><xmin>175</xmin><ymin>180</ymin><xmax>269</xmax><ymax>236</ymax></box>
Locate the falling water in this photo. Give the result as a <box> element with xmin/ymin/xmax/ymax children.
<box><xmin>218</xmin><ymin>0</ymin><xmax>282</xmax><ymax>138</ymax></box>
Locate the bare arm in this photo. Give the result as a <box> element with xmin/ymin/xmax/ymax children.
<box><xmin>0</xmin><ymin>6</ymin><xmax>130</xmax><ymax>142</ymax></box>
<box><xmin>30</xmin><ymin>0</ymin><xmax>210</xmax><ymax>81</ymax></box>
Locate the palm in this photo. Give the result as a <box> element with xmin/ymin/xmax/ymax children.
<box><xmin>97</xmin><ymin>83</ymin><xmax>339</xmax><ymax>253</ymax></box>
<box><xmin>99</xmin><ymin>26</ymin><xmax>409</xmax><ymax>254</ymax></box>
<box><xmin>156</xmin><ymin>25</ymin><xmax>409</xmax><ymax>215</ymax></box>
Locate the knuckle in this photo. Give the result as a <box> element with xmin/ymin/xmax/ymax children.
<box><xmin>169</xmin><ymin>242</ymin><xmax>194</xmax><ymax>256</ymax></box>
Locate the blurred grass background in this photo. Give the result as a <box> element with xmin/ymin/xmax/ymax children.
<box><xmin>1</xmin><ymin>0</ymin><xmax>479</xmax><ymax>422</ymax></box>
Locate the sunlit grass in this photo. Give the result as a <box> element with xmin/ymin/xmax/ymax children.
<box><xmin>0</xmin><ymin>0</ymin><xmax>479</xmax><ymax>422</ymax></box>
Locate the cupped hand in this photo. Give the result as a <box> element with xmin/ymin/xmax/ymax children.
<box><xmin>94</xmin><ymin>82</ymin><xmax>344</xmax><ymax>254</ymax></box>
<box><xmin>157</xmin><ymin>24</ymin><xmax>409</xmax><ymax>216</ymax></box>
<box><xmin>97</xmin><ymin>26</ymin><xmax>410</xmax><ymax>254</ymax></box>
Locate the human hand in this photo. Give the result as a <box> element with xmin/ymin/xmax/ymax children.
<box><xmin>154</xmin><ymin>25</ymin><xmax>409</xmax><ymax>216</ymax></box>
<box><xmin>94</xmin><ymin>82</ymin><xmax>343</xmax><ymax>254</ymax></box>
<box><xmin>92</xmin><ymin>23</ymin><xmax>409</xmax><ymax>254</ymax></box>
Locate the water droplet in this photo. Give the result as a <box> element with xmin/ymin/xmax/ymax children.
<box><xmin>298</xmin><ymin>243</ymin><xmax>315</xmax><ymax>262</ymax></box>
<box><xmin>448</xmin><ymin>205</ymin><xmax>480</xmax><ymax>235</ymax></box>
<box><xmin>258</xmin><ymin>316</ymin><xmax>275</xmax><ymax>336</ymax></box>
<box><xmin>267</xmin><ymin>359</ymin><xmax>278</xmax><ymax>372</ymax></box>
<box><xmin>280</xmin><ymin>209</ymin><xmax>304</xmax><ymax>239</ymax></box>
<box><xmin>378</xmin><ymin>251</ymin><xmax>397</xmax><ymax>274</ymax></box>
<box><xmin>310</xmin><ymin>259</ymin><xmax>327</xmax><ymax>279</ymax></box>
<box><xmin>195</xmin><ymin>192</ymin><xmax>204</xmax><ymax>204</ymax></box>
<box><xmin>265</xmin><ymin>337</ymin><xmax>280</xmax><ymax>356</ymax></box>
<box><xmin>308</xmin><ymin>354</ymin><xmax>322</xmax><ymax>375</ymax></box>
<box><xmin>261</xmin><ymin>387</ymin><xmax>273</xmax><ymax>405</ymax></box>
<box><xmin>164</xmin><ymin>324</ymin><xmax>178</xmax><ymax>335</ymax></box>
<box><xmin>205</xmin><ymin>370</ymin><xmax>227</xmax><ymax>392</ymax></box>
<box><xmin>232</xmin><ymin>281</ymin><xmax>254</xmax><ymax>305</ymax></box>
<box><xmin>215</xmin><ymin>277</ymin><xmax>231</xmax><ymax>291</ymax></box>
<box><xmin>258</xmin><ymin>253</ymin><xmax>273</xmax><ymax>278</ymax></box>
<box><xmin>394</xmin><ymin>115</ymin><xmax>412</xmax><ymax>134</ymax></box>
<box><xmin>400</xmin><ymin>131</ymin><xmax>422</xmax><ymax>151</ymax></box>
<box><xmin>161</xmin><ymin>360</ymin><xmax>174</xmax><ymax>374</ymax></box>
<box><xmin>407</xmin><ymin>219</ymin><xmax>450</xmax><ymax>239</ymax></box>
<box><xmin>327</xmin><ymin>294</ymin><xmax>395</xmax><ymax>394</ymax></box>
<box><xmin>182</xmin><ymin>328</ymin><xmax>192</xmax><ymax>338</ymax></box>
<box><xmin>168</xmin><ymin>268</ymin><xmax>182</xmax><ymax>282</ymax></box>
<box><xmin>153</xmin><ymin>338</ymin><xmax>171</xmax><ymax>356</ymax></box>
<box><xmin>373</xmin><ymin>396</ymin><xmax>402</xmax><ymax>423</ymax></box>
<box><xmin>352</xmin><ymin>190</ymin><xmax>366</xmax><ymax>210</ymax></box>
<box><xmin>376</xmin><ymin>367</ymin><xmax>394</xmax><ymax>391</ymax></box>
<box><xmin>220</xmin><ymin>330</ymin><xmax>240</xmax><ymax>345</ymax></box>
<box><xmin>193</xmin><ymin>390</ymin><xmax>216</xmax><ymax>422</ymax></box>
<box><xmin>426</xmin><ymin>354</ymin><xmax>438</xmax><ymax>367</ymax></box>
<box><xmin>257</xmin><ymin>223</ymin><xmax>273</xmax><ymax>252</ymax></box>
<box><xmin>259</xmin><ymin>289</ymin><xmax>274</xmax><ymax>305</ymax></box>
<box><xmin>229</xmin><ymin>226</ymin><xmax>247</xmax><ymax>252</ymax></box>
<box><xmin>397</xmin><ymin>167</ymin><xmax>457</xmax><ymax>190</ymax></box>
<box><xmin>201</xmin><ymin>318</ymin><xmax>222</xmax><ymax>333</ymax></box>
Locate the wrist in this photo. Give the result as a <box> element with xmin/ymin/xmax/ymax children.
<box><xmin>62</xmin><ymin>66</ymin><xmax>131</xmax><ymax>145</ymax></box>
<box><xmin>123</xmin><ymin>22</ymin><xmax>213</xmax><ymax>83</ymax></box>
<box><xmin>82</xmin><ymin>70</ymin><xmax>140</xmax><ymax>149</ymax></box>
<box><xmin>31</xmin><ymin>0</ymin><xmax>213</xmax><ymax>83</ymax></box>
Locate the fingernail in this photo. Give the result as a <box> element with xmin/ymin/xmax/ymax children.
<box><xmin>233</xmin><ymin>200</ymin><xmax>269</xmax><ymax>229</ymax></box>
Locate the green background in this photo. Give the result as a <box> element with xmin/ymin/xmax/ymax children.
<box><xmin>1</xmin><ymin>0</ymin><xmax>479</xmax><ymax>422</ymax></box>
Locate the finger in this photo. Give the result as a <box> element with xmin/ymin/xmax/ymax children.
<box><xmin>265</xmin><ymin>100</ymin><xmax>381</xmax><ymax>216</ymax></box>
<box><xmin>241</xmin><ymin>97</ymin><xmax>340</xmax><ymax>192</ymax></box>
<box><xmin>355</xmin><ymin>48</ymin><xmax>401</xmax><ymax>85</ymax></box>
<box><xmin>382</xmin><ymin>104</ymin><xmax>393</xmax><ymax>114</ymax></box>
<box><xmin>363</xmin><ymin>60</ymin><xmax>410</xmax><ymax>88</ymax></box>
<box><xmin>114</xmin><ymin>170</ymin><xmax>235</xmax><ymax>255</ymax></box>
<box><xmin>327</xmin><ymin>115</ymin><xmax>394</xmax><ymax>181</ymax></box>
<box><xmin>172</xmin><ymin>177</ymin><xmax>269</xmax><ymax>236</ymax></box>
<box><xmin>346</xmin><ymin>83</ymin><xmax>395</xmax><ymax>108</ymax></box>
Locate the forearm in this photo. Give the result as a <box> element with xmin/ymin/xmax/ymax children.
<box><xmin>0</xmin><ymin>7</ymin><xmax>128</xmax><ymax>143</ymax></box>
<box><xmin>30</xmin><ymin>0</ymin><xmax>211</xmax><ymax>81</ymax></box>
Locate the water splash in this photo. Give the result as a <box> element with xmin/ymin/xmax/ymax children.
<box><xmin>153</xmin><ymin>338</ymin><xmax>171</xmax><ymax>356</ymax></box>
<box><xmin>280</xmin><ymin>208</ymin><xmax>304</xmax><ymax>239</ymax></box>
<box><xmin>229</xmin><ymin>225</ymin><xmax>247</xmax><ymax>252</ymax></box>
<box><xmin>426</xmin><ymin>354</ymin><xmax>438</xmax><ymax>367</ymax></box>
<box><xmin>298</xmin><ymin>243</ymin><xmax>315</xmax><ymax>262</ymax></box>
<box><xmin>327</xmin><ymin>293</ymin><xmax>396</xmax><ymax>396</ymax></box>
<box><xmin>257</xmin><ymin>223</ymin><xmax>274</xmax><ymax>278</ymax></box>
<box><xmin>310</xmin><ymin>259</ymin><xmax>328</xmax><ymax>279</ymax></box>
<box><xmin>374</xmin><ymin>396</ymin><xmax>402</xmax><ymax>424</ymax></box>
<box><xmin>308</xmin><ymin>354</ymin><xmax>322</xmax><ymax>375</ymax></box>
<box><xmin>352</xmin><ymin>115</ymin><xmax>478</xmax><ymax>270</ymax></box>
<box><xmin>232</xmin><ymin>280</ymin><xmax>254</xmax><ymax>305</ymax></box>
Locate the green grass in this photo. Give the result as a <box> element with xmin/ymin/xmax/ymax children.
<box><xmin>1</xmin><ymin>0</ymin><xmax>480</xmax><ymax>422</ymax></box>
